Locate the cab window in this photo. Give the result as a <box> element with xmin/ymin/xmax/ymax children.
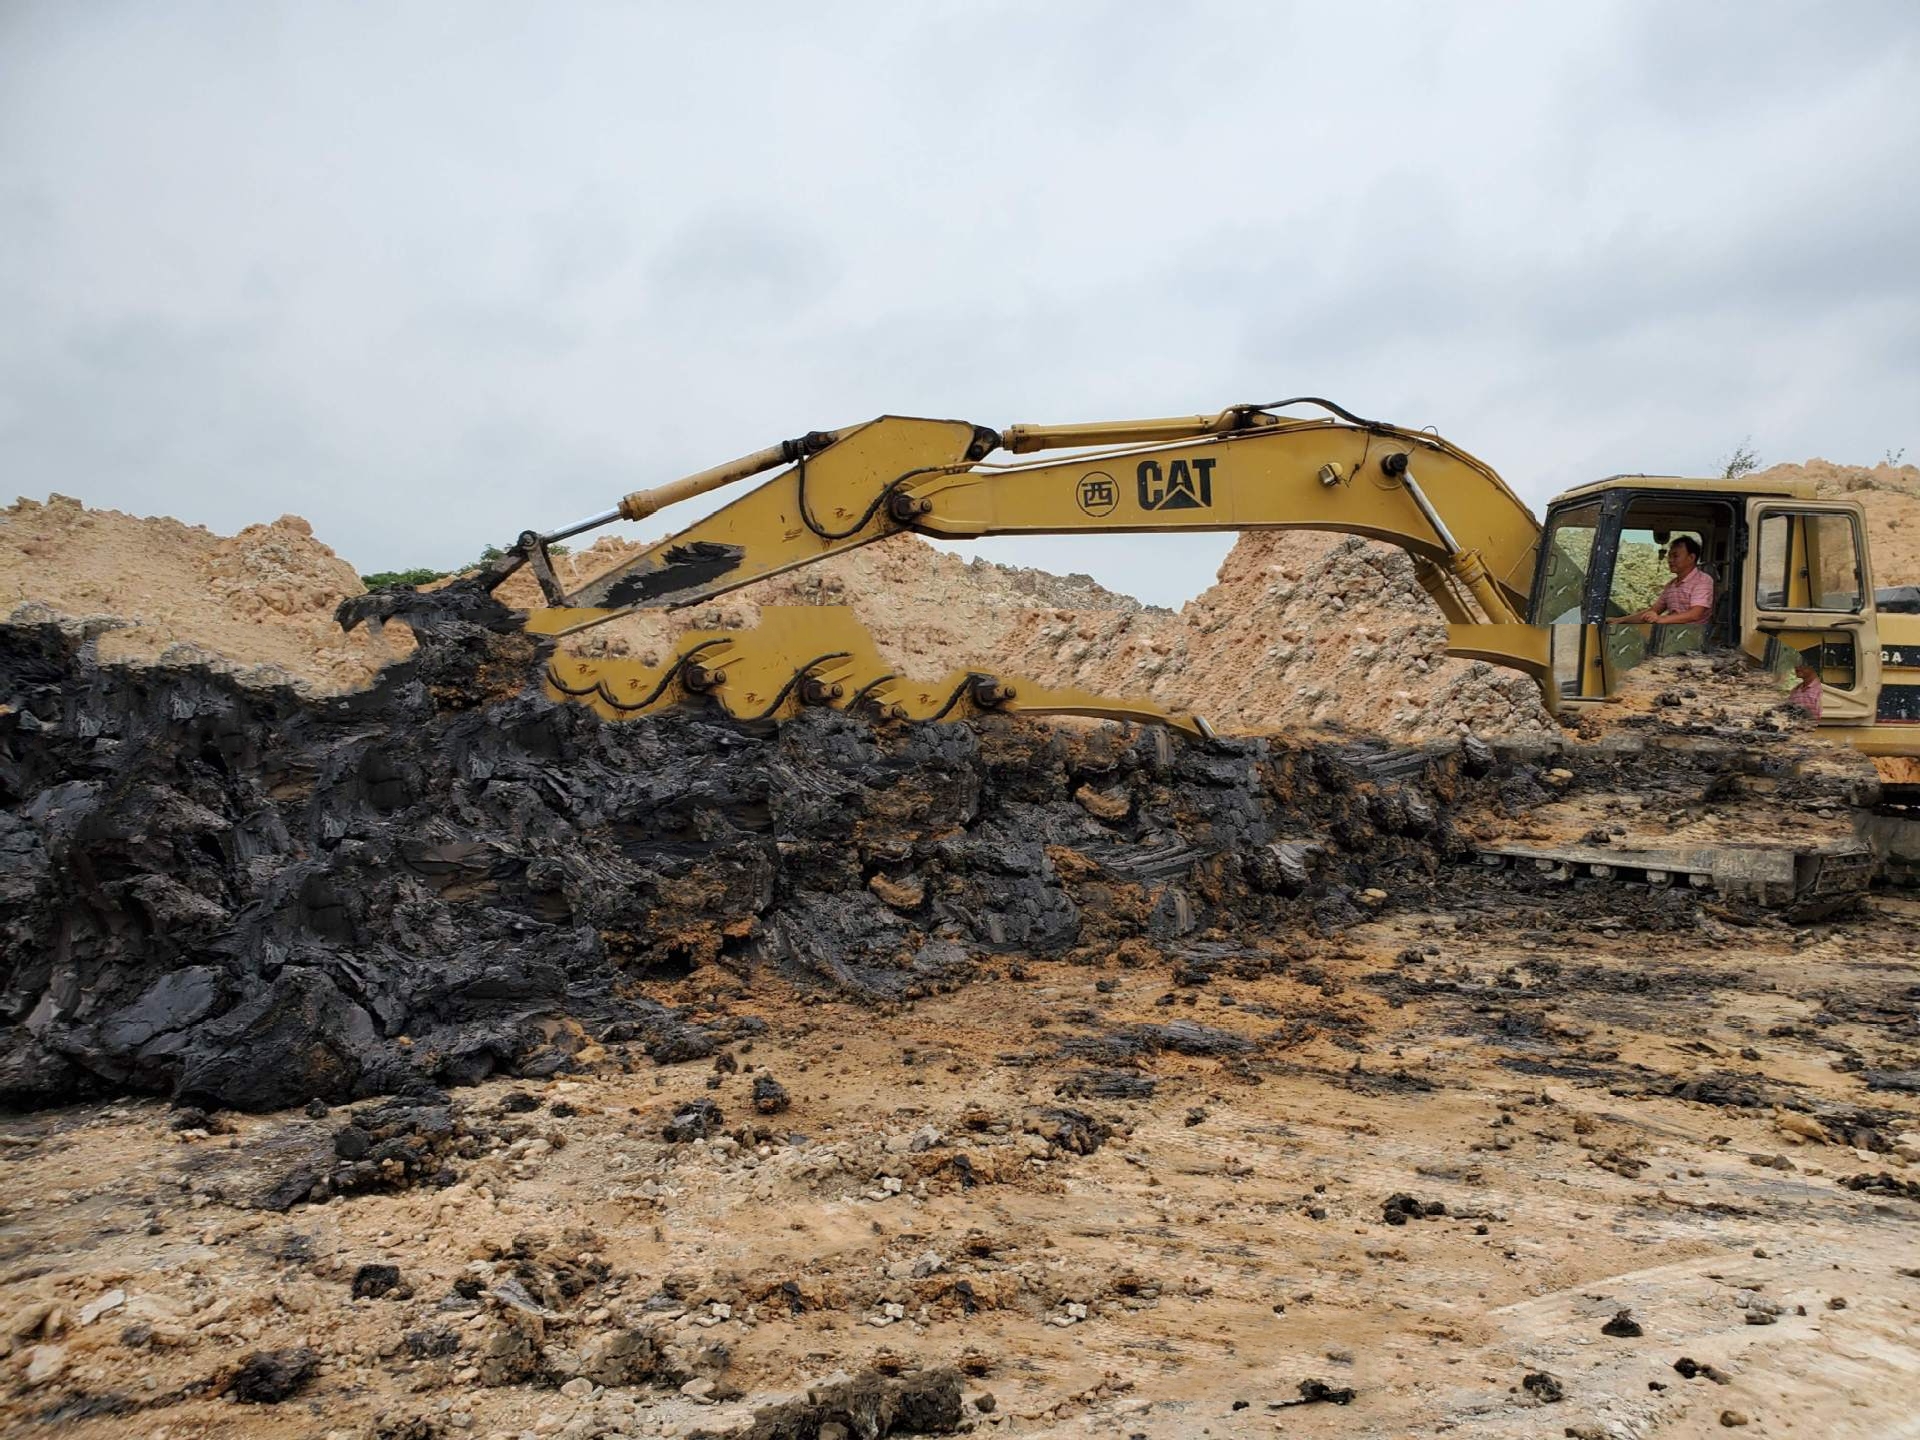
<box><xmin>1754</xmin><ymin>512</ymin><xmax>1863</xmax><ymax>611</ymax></box>
<box><xmin>1535</xmin><ymin>502</ymin><xmax>1600</xmax><ymax>625</ymax></box>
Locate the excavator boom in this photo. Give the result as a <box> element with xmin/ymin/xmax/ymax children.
<box><xmin>554</xmin><ymin>403</ymin><xmax>1541</xmax><ymax>646</ymax></box>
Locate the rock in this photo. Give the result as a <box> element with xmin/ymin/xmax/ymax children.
<box><xmin>1774</xmin><ymin>1109</ymin><xmax>1831</xmax><ymax>1144</ymax></box>
<box><xmin>486</xmin><ymin>1277</ymin><xmax>563</xmax><ymax>1322</ymax></box>
<box><xmin>22</xmin><ymin>1343</ymin><xmax>67</xmax><ymax>1387</ymax></box>
<box><xmin>578</xmin><ymin>1329</ymin><xmax>658</xmax><ymax>1387</ymax></box>
<box><xmin>1020</xmin><ymin>1105</ymin><xmax>1110</xmax><ymax>1156</ymax></box>
<box><xmin>3</xmin><ymin>1300</ymin><xmax>60</xmax><ymax>1342</ymax></box>
<box><xmin>78</xmin><ymin>1289</ymin><xmax>126</xmax><ymax>1326</ymax></box>
<box><xmin>177</xmin><ymin>969</ymin><xmax>377</xmax><ymax>1112</ymax></box>
<box><xmin>1601</xmin><ymin>1309</ymin><xmax>1643</xmax><ymax>1338</ymax></box>
<box><xmin>1522</xmin><ymin>1371</ymin><xmax>1564</xmax><ymax>1403</ymax></box>
<box><xmin>475</xmin><ymin>1319</ymin><xmax>541</xmax><ymax>1386</ymax></box>
<box><xmin>352</xmin><ymin>1263</ymin><xmax>404</xmax><ymax>1300</ymax></box>
<box><xmin>1674</xmin><ymin>1357</ymin><xmax>1731</xmax><ymax>1384</ymax></box>
<box><xmin>1073</xmin><ymin>784</ymin><xmax>1131</xmax><ymax>820</ymax></box>
<box><xmin>403</xmin><ymin>1327</ymin><xmax>459</xmax><ymax>1359</ymax></box>
<box><xmin>663</xmin><ymin>1099</ymin><xmax>723</xmax><ymax>1143</ymax></box>
<box><xmin>1293</xmin><ymin>1379</ymin><xmax>1356</xmax><ymax>1406</ymax></box>
<box><xmin>1720</xmin><ymin>1411</ymin><xmax>1751</xmax><ymax>1428</ymax></box>
<box><xmin>559</xmin><ymin>1376</ymin><xmax>595</xmax><ymax>1399</ymax></box>
<box><xmin>728</xmin><ymin>1366</ymin><xmax>962</xmax><ymax>1436</ymax></box>
<box><xmin>867</xmin><ymin>873</ymin><xmax>926</xmax><ymax>911</ymax></box>
<box><xmin>230</xmin><ymin>1347</ymin><xmax>320</xmax><ymax>1403</ymax></box>
<box><xmin>751</xmin><ymin>1076</ymin><xmax>790</xmax><ymax>1115</ymax></box>
<box><xmin>1382</xmin><ymin>1193</ymin><xmax>1446</xmax><ymax>1225</ymax></box>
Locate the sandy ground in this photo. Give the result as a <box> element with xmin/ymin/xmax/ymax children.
<box><xmin>4</xmin><ymin>873</ymin><xmax>1917</xmax><ymax>1440</ymax></box>
<box><xmin>0</xmin><ymin>496</ymin><xmax>416</xmax><ymax>689</ymax></box>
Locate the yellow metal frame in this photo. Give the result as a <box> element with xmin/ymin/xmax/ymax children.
<box><xmin>564</xmin><ymin>411</ymin><xmax>1545</xmax><ymax>667</ymax></box>
<box><xmin>541</xmin><ymin>606</ymin><xmax>1211</xmax><ymax>737</ymax></box>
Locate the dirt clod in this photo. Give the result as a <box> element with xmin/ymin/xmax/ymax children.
<box><xmin>751</xmin><ymin>1076</ymin><xmax>791</xmax><ymax>1115</ymax></box>
<box><xmin>1523</xmin><ymin>1371</ymin><xmax>1565</xmax><ymax>1403</ymax></box>
<box><xmin>351</xmin><ymin>1263</ymin><xmax>404</xmax><ymax>1299</ymax></box>
<box><xmin>229</xmin><ymin>1347</ymin><xmax>319</xmax><ymax>1404</ymax></box>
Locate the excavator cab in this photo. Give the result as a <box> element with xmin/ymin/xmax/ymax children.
<box><xmin>1530</xmin><ymin>477</ymin><xmax>1881</xmax><ymax>721</ymax></box>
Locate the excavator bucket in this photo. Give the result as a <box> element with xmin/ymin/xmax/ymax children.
<box><xmin>538</xmin><ymin>605</ymin><xmax>1211</xmax><ymax>738</ymax></box>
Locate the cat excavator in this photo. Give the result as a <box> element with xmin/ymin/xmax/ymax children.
<box><xmin>348</xmin><ymin>399</ymin><xmax>1920</xmax><ymax>904</ymax></box>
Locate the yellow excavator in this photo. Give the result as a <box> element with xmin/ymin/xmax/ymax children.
<box><xmin>463</xmin><ymin>400</ymin><xmax>1915</xmax><ymax>763</ymax></box>
<box><xmin>348</xmin><ymin>399</ymin><xmax>1918</xmax><ymax>901</ymax></box>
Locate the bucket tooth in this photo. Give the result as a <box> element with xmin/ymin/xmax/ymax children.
<box><xmin>540</xmin><ymin>606</ymin><xmax>1209</xmax><ymax>739</ymax></box>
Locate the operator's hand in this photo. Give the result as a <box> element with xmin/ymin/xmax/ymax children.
<box><xmin>1620</xmin><ymin>607</ymin><xmax>1655</xmax><ymax>624</ymax></box>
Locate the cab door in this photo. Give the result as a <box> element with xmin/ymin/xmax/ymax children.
<box><xmin>1741</xmin><ymin>499</ymin><xmax>1880</xmax><ymax>723</ymax></box>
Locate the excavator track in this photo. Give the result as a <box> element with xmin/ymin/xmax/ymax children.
<box><xmin>537</xmin><ymin>605</ymin><xmax>1213</xmax><ymax>737</ymax></box>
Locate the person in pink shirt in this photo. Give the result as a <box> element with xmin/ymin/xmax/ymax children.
<box><xmin>1787</xmin><ymin>661</ymin><xmax>1823</xmax><ymax>717</ymax></box>
<box><xmin>1622</xmin><ymin>536</ymin><xmax>1714</xmax><ymax>630</ymax></box>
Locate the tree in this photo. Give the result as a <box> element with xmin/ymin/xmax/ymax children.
<box><xmin>1719</xmin><ymin>439</ymin><xmax>1760</xmax><ymax>480</ymax></box>
<box><xmin>358</xmin><ymin>542</ymin><xmax>568</xmax><ymax>592</ymax></box>
<box><xmin>359</xmin><ymin>566</ymin><xmax>448</xmax><ymax>592</ymax></box>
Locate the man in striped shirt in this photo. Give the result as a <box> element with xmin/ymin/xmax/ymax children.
<box><xmin>1622</xmin><ymin>535</ymin><xmax>1714</xmax><ymax>631</ymax></box>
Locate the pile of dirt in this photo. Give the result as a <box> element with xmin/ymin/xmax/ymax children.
<box><xmin>1</xmin><ymin>593</ymin><xmax>1512</xmax><ymax>1113</ymax></box>
<box><xmin>0</xmin><ymin>495</ymin><xmax>412</xmax><ymax>689</ymax></box>
<box><xmin>994</xmin><ymin>532</ymin><xmax>1557</xmax><ymax>740</ymax></box>
<box><xmin>1764</xmin><ymin>456</ymin><xmax>1920</xmax><ymax>581</ymax></box>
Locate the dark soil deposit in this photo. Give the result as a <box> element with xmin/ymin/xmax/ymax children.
<box><xmin>2</xmin><ymin>600</ymin><xmax>1501</xmax><ymax>1115</ymax></box>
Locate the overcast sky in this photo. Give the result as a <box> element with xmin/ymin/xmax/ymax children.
<box><xmin>4</xmin><ymin>2</ymin><xmax>1917</xmax><ymax>606</ymax></box>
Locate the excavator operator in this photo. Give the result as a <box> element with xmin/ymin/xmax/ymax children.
<box><xmin>1621</xmin><ymin>536</ymin><xmax>1714</xmax><ymax>641</ymax></box>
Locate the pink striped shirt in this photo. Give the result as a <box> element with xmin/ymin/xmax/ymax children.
<box><xmin>1656</xmin><ymin>566</ymin><xmax>1713</xmax><ymax>616</ymax></box>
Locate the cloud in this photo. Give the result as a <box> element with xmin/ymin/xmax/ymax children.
<box><xmin>2</xmin><ymin>1</ymin><xmax>1916</xmax><ymax>607</ymax></box>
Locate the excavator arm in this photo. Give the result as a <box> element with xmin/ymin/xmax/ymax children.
<box><xmin>479</xmin><ymin>401</ymin><xmax>1551</xmax><ymax>733</ymax></box>
<box><xmin>538</xmin><ymin>400</ymin><xmax>1544</xmax><ymax>656</ymax></box>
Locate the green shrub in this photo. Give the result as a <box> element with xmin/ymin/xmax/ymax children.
<box><xmin>358</xmin><ymin>542</ymin><xmax>570</xmax><ymax>593</ymax></box>
<box><xmin>358</xmin><ymin>566</ymin><xmax>448</xmax><ymax>592</ymax></box>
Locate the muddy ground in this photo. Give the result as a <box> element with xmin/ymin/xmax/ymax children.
<box><xmin>3</xmin><ymin>608</ymin><xmax>1919</xmax><ymax>1438</ymax></box>
<box><xmin>3</xmin><ymin>877</ymin><xmax>1918</xmax><ymax>1438</ymax></box>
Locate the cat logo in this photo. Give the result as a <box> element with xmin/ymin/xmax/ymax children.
<box><xmin>1076</xmin><ymin>471</ymin><xmax>1119</xmax><ymax>517</ymax></box>
<box><xmin>1137</xmin><ymin>457</ymin><xmax>1216</xmax><ymax>511</ymax></box>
